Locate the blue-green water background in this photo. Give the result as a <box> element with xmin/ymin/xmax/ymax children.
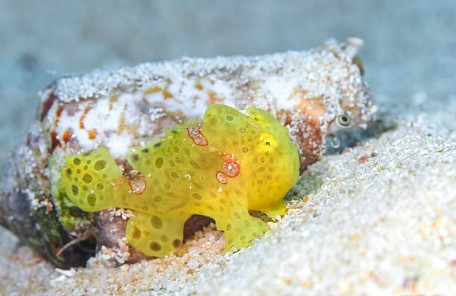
<box><xmin>0</xmin><ymin>0</ymin><xmax>455</xmax><ymax>165</ymax></box>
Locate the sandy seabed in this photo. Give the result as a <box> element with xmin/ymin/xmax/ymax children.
<box><xmin>1</xmin><ymin>94</ymin><xmax>455</xmax><ymax>295</ymax></box>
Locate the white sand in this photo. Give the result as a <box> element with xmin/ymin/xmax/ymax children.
<box><xmin>1</xmin><ymin>96</ymin><xmax>455</xmax><ymax>295</ymax></box>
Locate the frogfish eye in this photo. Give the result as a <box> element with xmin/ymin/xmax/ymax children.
<box><xmin>258</xmin><ymin>134</ymin><xmax>277</xmax><ymax>152</ymax></box>
<box><xmin>336</xmin><ymin>114</ymin><xmax>351</xmax><ymax>127</ymax></box>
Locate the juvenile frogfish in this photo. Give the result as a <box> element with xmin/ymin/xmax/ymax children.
<box><xmin>58</xmin><ymin>104</ymin><xmax>299</xmax><ymax>257</ymax></box>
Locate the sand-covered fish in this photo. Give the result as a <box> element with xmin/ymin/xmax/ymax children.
<box><xmin>58</xmin><ymin>104</ymin><xmax>299</xmax><ymax>257</ymax></box>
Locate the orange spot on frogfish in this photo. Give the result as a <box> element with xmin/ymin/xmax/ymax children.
<box><xmin>216</xmin><ymin>157</ymin><xmax>240</xmax><ymax>184</ymax></box>
<box><xmin>129</xmin><ymin>177</ymin><xmax>146</xmax><ymax>195</ymax></box>
<box><xmin>216</xmin><ymin>171</ymin><xmax>227</xmax><ymax>184</ymax></box>
<box><xmin>223</xmin><ymin>157</ymin><xmax>240</xmax><ymax>178</ymax></box>
<box><xmin>187</xmin><ymin>123</ymin><xmax>208</xmax><ymax>146</ymax></box>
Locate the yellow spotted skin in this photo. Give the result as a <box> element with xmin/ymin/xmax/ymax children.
<box><xmin>59</xmin><ymin>104</ymin><xmax>299</xmax><ymax>257</ymax></box>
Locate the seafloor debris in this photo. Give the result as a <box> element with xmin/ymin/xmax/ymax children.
<box><xmin>0</xmin><ymin>38</ymin><xmax>373</xmax><ymax>268</ymax></box>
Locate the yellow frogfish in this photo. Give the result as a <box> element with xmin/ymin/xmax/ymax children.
<box><xmin>58</xmin><ymin>104</ymin><xmax>299</xmax><ymax>257</ymax></box>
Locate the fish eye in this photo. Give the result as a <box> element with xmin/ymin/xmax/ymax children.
<box><xmin>258</xmin><ymin>134</ymin><xmax>277</xmax><ymax>152</ymax></box>
<box><xmin>336</xmin><ymin>114</ymin><xmax>351</xmax><ymax>127</ymax></box>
